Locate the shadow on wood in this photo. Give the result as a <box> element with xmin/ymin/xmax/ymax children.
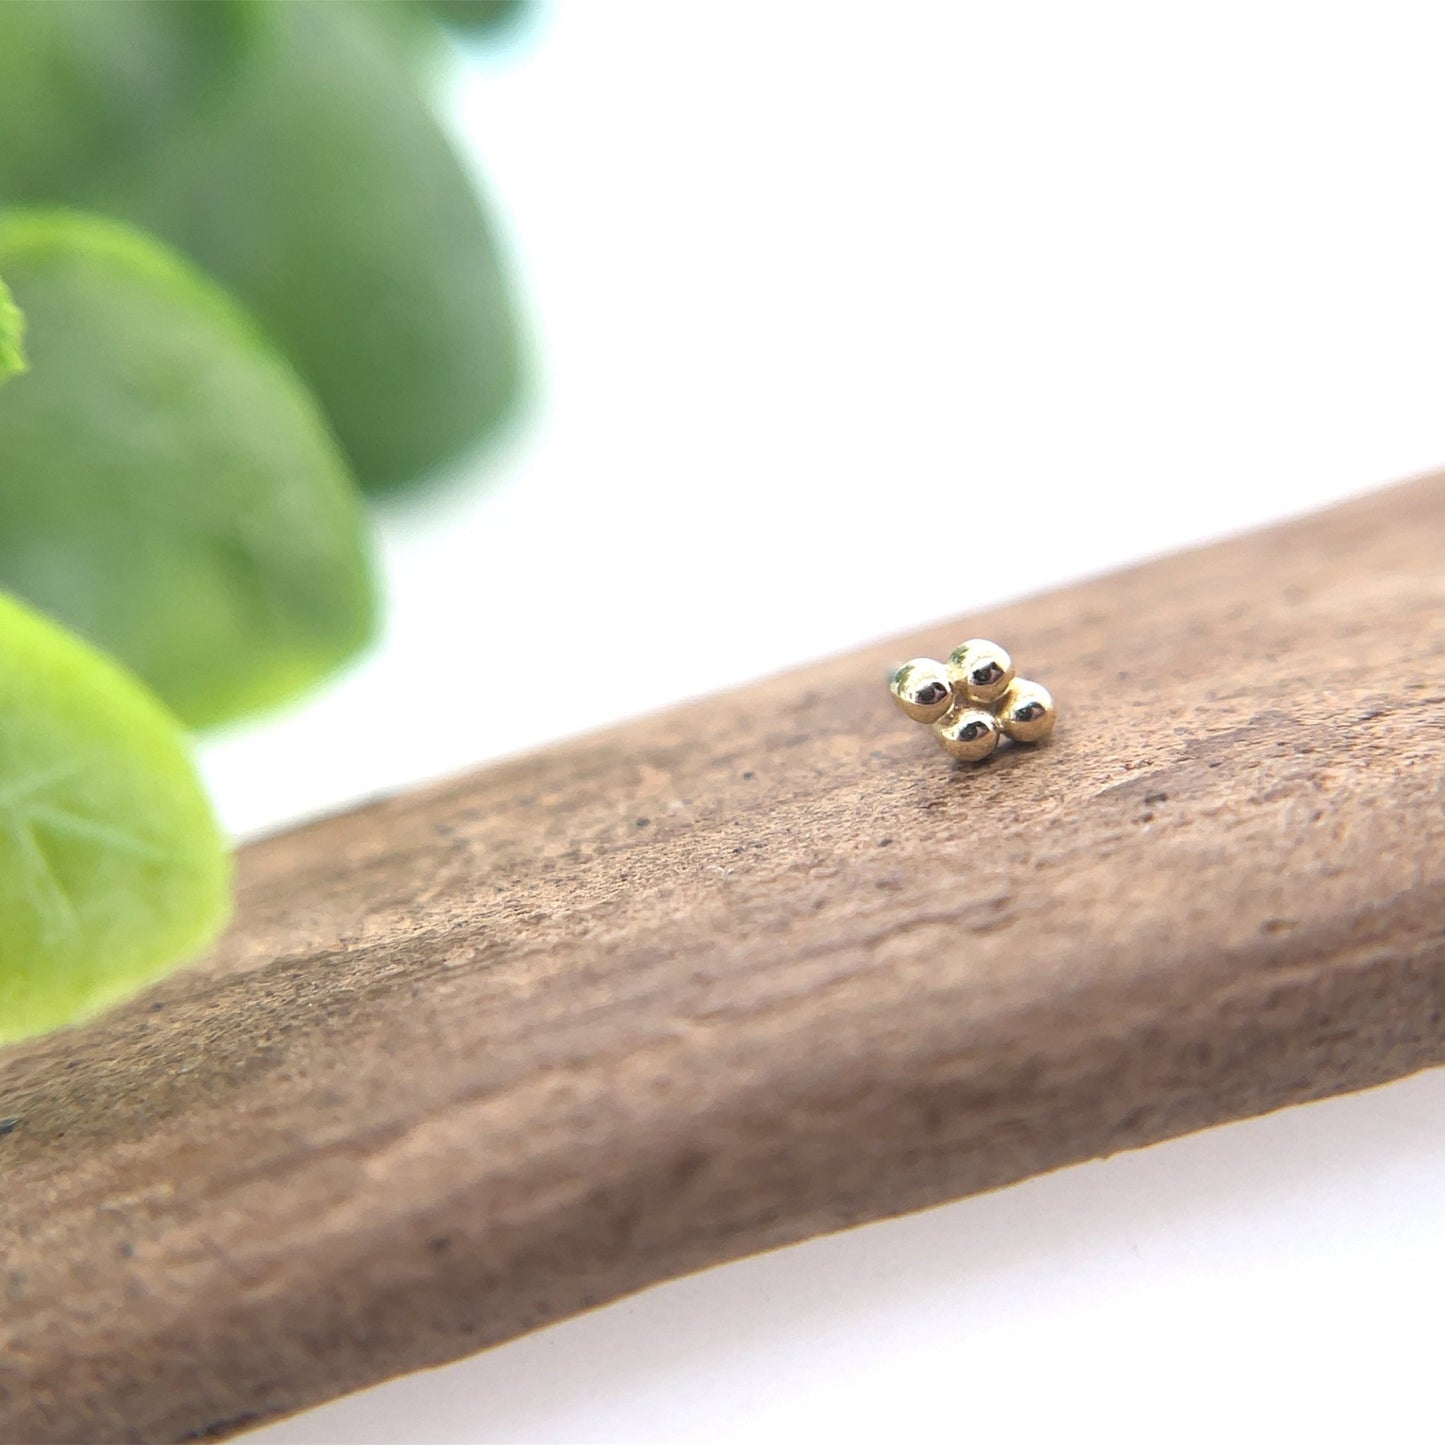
<box><xmin>2</xmin><ymin>475</ymin><xmax>1443</xmax><ymax>1442</ymax></box>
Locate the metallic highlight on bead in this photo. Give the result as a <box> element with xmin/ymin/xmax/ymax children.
<box><xmin>947</xmin><ymin>639</ymin><xmax>1014</xmax><ymax>705</ymax></box>
<box><xmin>934</xmin><ymin>704</ymin><xmax>1001</xmax><ymax>761</ymax></box>
<box><xmin>889</xmin><ymin>658</ymin><xmax>956</xmax><ymax>724</ymax></box>
<box><xmin>997</xmin><ymin>678</ymin><xmax>1056</xmax><ymax>743</ymax></box>
<box><xmin>889</xmin><ymin>640</ymin><xmax>1056</xmax><ymax>762</ymax></box>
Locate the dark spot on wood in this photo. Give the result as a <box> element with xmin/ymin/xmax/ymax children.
<box><xmin>670</xmin><ymin>1149</ymin><xmax>709</xmax><ymax>1187</ymax></box>
<box><xmin>182</xmin><ymin>1413</ymin><xmax>262</xmax><ymax>1440</ymax></box>
<box><xmin>1115</xmin><ymin>1105</ymin><xmax>1149</xmax><ymax>1134</ymax></box>
<box><xmin>0</xmin><ymin>1118</ymin><xmax>17</xmax><ymax>1137</ymax></box>
<box><xmin>742</xmin><ymin>770</ymin><xmax>755</xmax><ymax>780</ymax></box>
<box><xmin>635</xmin><ymin>817</ymin><xmax>650</xmax><ymax>828</ymax></box>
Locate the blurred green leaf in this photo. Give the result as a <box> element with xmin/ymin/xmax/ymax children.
<box><xmin>0</xmin><ymin>588</ymin><xmax>229</xmax><ymax>1048</ymax></box>
<box><xmin>0</xmin><ymin>0</ymin><xmax>523</xmax><ymax>493</ymax></box>
<box><xmin>0</xmin><ymin>210</ymin><xmax>377</xmax><ymax>729</ymax></box>
<box><xmin>0</xmin><ymin>272</ymin><xmax>23</xmax><ymax>384</ymax></box>
<box><xmin>426</xmin><ymin>0</ymin><xmax>527</xmax><ymax>35</ymax></box>
<box><xmin>0</xmin><ymin>0</ymin><xmax>254</xmax><ymax>203</ymax></box>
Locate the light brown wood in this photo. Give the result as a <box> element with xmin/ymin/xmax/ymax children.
<box><xmin>2</xmin><ymin>476</ymin><xmax>1444</xmax><ymax>1443</ymax></box>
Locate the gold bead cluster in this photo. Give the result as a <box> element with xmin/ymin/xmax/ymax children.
<box><xmin>889</xmin><ymin>639</ymin><xmax>1056</xmax><ymax>762</ymax></box>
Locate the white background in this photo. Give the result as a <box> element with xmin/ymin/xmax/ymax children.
<box><xmin>237</xmin><ymin>4</ymin><xmax>1445</xmax><ymax>1441</ymax></box>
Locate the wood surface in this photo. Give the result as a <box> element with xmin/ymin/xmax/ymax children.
<box><xmin>2</xmin><ymin>476</ymin><xmax>1443</xmax><ymax>1443</ymax></box>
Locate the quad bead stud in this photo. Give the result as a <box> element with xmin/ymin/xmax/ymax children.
<box><xmin>889</xmin><ymin>639</ymin><xmax>1056</xmax><ymax>762</ymax></box>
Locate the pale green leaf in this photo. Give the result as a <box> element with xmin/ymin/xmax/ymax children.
<box><xmin>0</xmin><ymin>590</ymin><xmax>229</xmax><ymax>1047</ymax></box>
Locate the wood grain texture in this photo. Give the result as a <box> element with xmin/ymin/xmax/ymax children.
<box><xmin>3</xmin><ymin>476</ymin><xmax>1444</xmax><ymax>1443</ymax></box>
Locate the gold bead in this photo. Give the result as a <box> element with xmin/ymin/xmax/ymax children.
<box><xmin>934</xmin><ymin>704</ymin><xmax>1002</xmax><ymax>761</ymax></box>
<box><xmin>997</xmin><ymin>678</ymin><xmax>1057</xmax><ymax>743</ymax></box>
<box><xmin>889</xmin><ymin>658</ymin><xmax>955</xmax><ymax>724</ymax></box>
<box><xmin>947</xmin><ymin>638</ymin><xmax>1015</xmax><ymax>705</ymax></box>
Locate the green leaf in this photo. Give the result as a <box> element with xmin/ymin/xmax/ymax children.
<box><xmin>0</xmin><ymin>1</ymin><xmax>255</xmax><ymax>204</ymax></box>
<box><xmin>123</xmin><ymin>1</ymin><xmax>524</xmax><ymax>492</ymax></box>
<box><xmin>0</xmin><ymin>210</ymin><xmax>377</xmax><ymax>729</ymax></box>
<box><xmin>0</xmin><ymin>0</ymin><xmax>523</xmax><ymax>493</ymax></box>
<box><xmin>0</xmin><ymin>589</ymin><xmax>229</xmax><ymax>1048</ymax></box>
<box><xmin>0</xmin><ymin>271</ymin><xmax>24</xmax><ymax>384</ymax></box>
<box><xmin>426</xmin><ymin>0</ymin><xmax>528</xmax><ymax>35</ymax></box>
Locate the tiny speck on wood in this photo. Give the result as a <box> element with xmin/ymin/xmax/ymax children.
<box><xmin>0</xmin><ymin>1118</ymin><xmax>18</xmax><ymax>1136</ymax></box>
<box><xmin>742</xmin><ymin>771</ymin><xmax>755</xmax><ymax>780</ymax></box>
<box><xmin>636</xmin><ymin>817</ymin><xmax>650</xmax><ymax>829</ymax></box>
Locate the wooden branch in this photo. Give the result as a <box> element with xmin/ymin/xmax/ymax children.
<box><xmin>3</xmin><ymin>476</ymin><xmax>1444</xmax><ymax>1443</ymax></box>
